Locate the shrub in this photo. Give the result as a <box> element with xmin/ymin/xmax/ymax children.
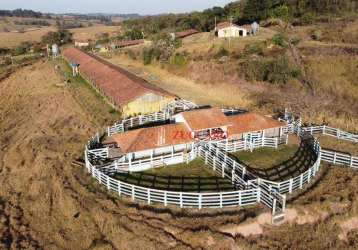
<box><xmin>272</xmin><ymin>33</ymin><xmax>287</xmax><ymax>47</ymax></box>
<box><xmin>290</xmin><ymin>37</ymin><xmax>301</xmax><ymax>46</ymax></box>
<box><xmin>244</xmin><ymin>41</ymin><xmax>265</xmax><ymax>55</ymax></box>
<box><xmin>311</xmin><ymin>30</ymin><xmax>322</xmax><ymax>41</ymax></box>
<box><xmin>214</xmin><ymin>47</ymin><xmax>229</xmax><ymax>59</ymax></box>
<box><xmin>142</xmin><ymin>47</ymin><xmax>162</xmax><ymax>65</ymax></box>
<box><xmin>239</xmin><ymin>56</ymin><xmax>301</xmax><ymax>84</ymax></box>
<box><xmin>170</xmin><ymin>53</ymin><xmax>187</xmax><ymax>66</ymax></box>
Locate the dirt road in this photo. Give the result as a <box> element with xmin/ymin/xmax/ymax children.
<box><xmin>0</xmin><ymin>61</ymin><xmax>256</xmax><ymax>249</ymax></box>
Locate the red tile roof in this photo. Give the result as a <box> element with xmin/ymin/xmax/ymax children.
<box><xmin>115</xmin><ymin>39</ymin><xmax>144</xmax><ymax>48</ymax></box>
<box><xmin>228</xmin><ymin>113</ymin><xmax>284</xmax><ymax>135</ymax></box>
<box><xmin>62</xmin><ymin>47</ymin><xmax>175</xmax><ymax>107</ymax></box>
<box><xmin>216</xmin><ymin>22</ymin><xmax>240</xmax><ymax>30</ymax></box>
<box><xmin>181</xmin><ymin>108</ymin><xmax>231</xmax><ymax>131</ymax></box>
<box><xmin>175</xmin><ymin>29</ymin><xmax>199</xmax><ymax>38</ymax></box>
<box><xmin>104</xmin><ymin>123</ymin><xmax>193</xmax><ymax>153</ymax></box>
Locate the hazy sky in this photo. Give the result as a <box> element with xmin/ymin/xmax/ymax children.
<box><xmin>1</xmin><ymin>0</ymin><xmax>234</xmax><ymax>15</ymax></box>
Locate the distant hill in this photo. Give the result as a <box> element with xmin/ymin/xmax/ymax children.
<box><xmin>0</xmin><ymin>9</ymin><xmax>48</xmax><ymax>18</ymax></box>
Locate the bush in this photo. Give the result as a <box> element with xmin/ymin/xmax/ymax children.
<box><xmin>214</xmin><ymin>47</ymin><xmax>229</xmax><ymax>59</ymax></box>
<box><xmin>239</xmin><ymin>56</ymin><xmax>301</xmax><ymax>84</ymax></box>
<box><xmin>272</xmin><ymin>33</ymin><xmax>287</xmax><ymax>47</ymax></box>
<box><xmin>142</xmin><ymin>47</ymin><xmax>162</xmax><ymax>65</ymax></box>
<box><xmin>290</xmin><ymin>37</ymin><xmax>301</xmax><ymax>46</ymax></box>
<box><xmin>311</xmin><ymin>30</ymin><xmax>322</xmax><ymax>41</ymax></box>
<box><xmin>170</xmin><ymin>53</ymin><xmax>187</xmax><ymax>66</ymax></box>
<box><xmin>244</xmin><ymin>41</ymin><xmax>265</xmax><ymax>55</ymax></box>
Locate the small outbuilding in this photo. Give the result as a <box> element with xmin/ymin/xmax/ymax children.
<box><xmin>215</xmin><ymin>22</ymin><xmax>248</xmax><ymax>38</ymax></box>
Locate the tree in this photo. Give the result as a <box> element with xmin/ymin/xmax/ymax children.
<box><xmin>41</xmin><ymin>29</ymin><xmax>73</xmax><ymax>45</ymax></box>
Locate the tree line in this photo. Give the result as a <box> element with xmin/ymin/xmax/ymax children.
<box><xmin>122</xmin><ymin>0</ymin><xmax>357</xmax><ymax>37</ymax></box>
<box><xmin>0</xmin><ymin>9</ymin><xmax>49</xmax><ymax>18</ymax></box>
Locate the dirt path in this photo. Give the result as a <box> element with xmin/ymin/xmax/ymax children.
<box><xmin>0</xmin><ymin>60</ymin><xmax>256</xmax><ymax>249</ymax></box>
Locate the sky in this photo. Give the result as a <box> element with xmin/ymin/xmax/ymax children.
<box><xmin>1</xmin><ymin>0</ymin><xmax>235</xmax><ymax>15</ymax></box>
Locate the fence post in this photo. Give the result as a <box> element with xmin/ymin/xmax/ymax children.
<box><xmin>333</xmin><ymin>152</ymin><xmax>337</xmax><ymax>164</ymax></box>
<box><xmin>323</xmin><ymin>125</ymin><xmax>326</xmax><ymax>135</ymax></box>
<box><xmin>213</xmin><ymin>157</ymin><xmax>216</xmax><ymax>171</ymax></box>
<box><xmin>307</xmin><ymin>168</ymin><xmax>311</xmax><ymax>183</ymax></box>
<box><xmin>180</xmin><ymin>193</ymin><xmax>183</xmax><ymax>208</ymax></box>
<box><xmin>220</xmin><ymin>194</ymin><xmax>223</xmax><ymax>208</ymax></box>
<box><xmin>118</xmin><ymin>181</ymin><xmax>121</xmax><ymax>196</ymax></box>
<box><xmin>147</xmin><ymin>189</ymin><xmax>151</xmax><ymax>205</ymax></box>
<box><xmin>222</xmin><ymin>162</ymin><xmax>225</xmax><ymax>178</ymax></box>
<box><xmin>199</xmin><ymin>194</ymin><xmax>202</xmax><ymax>209</ymax></box>
<box><xmin>131</xmin><ymin>185</ymin><xmax>135</xmax><ymax>201</ymax></box>
<box><xmin>238</xmin><ymin>191</ymin><xmax>242</xmax><ymax>206</ymax></box>
<box><xmin>106</xmin><ymin>175</ymin><xmax>110</xmax><ymax>190</ymax></box>
<box><xmin>289</xmin><ymin>179</ymin><xmax>293</xmax><ymax>193</ymax></box>
<box><xmin>164</xmin><ymin>191</ymin><xmax>167</xmax><ymax>206</ymax></box>
<box><xmin>242</xmin><ymin>167</ymin><xmax>246</xmax><ymax>179</ymax></box>
<box><xmin>300</xmin><ymin>174</ymin><xmax>303</xmax><ymax>189</ymax></box>
<box><xmin>351</xmin><ymin>156</ymin><xmax>354</xmax><ymax>168</ymax></box>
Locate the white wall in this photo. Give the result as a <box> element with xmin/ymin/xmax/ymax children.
<box><xmin>218</xmin><ymin>27</ymin><xmax>247</xmax><ymax>38</ymax></box>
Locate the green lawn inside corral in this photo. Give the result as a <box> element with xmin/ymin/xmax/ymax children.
<box><xmin>231</xmin><ymin>144</ymin><xmax>300</xmax><ymax>170</ymax></box>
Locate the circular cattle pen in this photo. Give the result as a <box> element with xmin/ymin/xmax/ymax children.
<box><xmin>83</xmin><ymin>105</ymin><xmax>358</xmax><ymax>225</ymax></box>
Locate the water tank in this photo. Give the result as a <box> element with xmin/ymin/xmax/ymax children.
<box><xmin>52</xmin><ymin>44</ymin><xmax>59</xmax><ymax>57</ymax></box>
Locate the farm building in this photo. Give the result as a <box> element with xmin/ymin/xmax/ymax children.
<box><xmin>111</xmin><ymin>39</ymin><xmax>145</xmax><ymax>49</ymax></box>
<box><xmin>170</xmin><ymin>29</ymin><xmax>199</xmax><ymax>40</ymax></box>
<box><xmin>74</xmin><ymin>40</ymin><xmax>90</xmax><ymax>48</ymax></box>
<box><xmin>215</xmin><ymin>22</ymin><xmax>248</xmax><ymax>38</ymax></box>
<box><xmin>62</xmin><ymin>47</ymin><xmax>176</xmax><ymax>117</ymax></box>
<box><xmin>104</xmin><ymin>107</ymin><xmax>286</xmax><ymax>160</ymax></box>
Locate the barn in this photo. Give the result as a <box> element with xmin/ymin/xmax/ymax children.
<box><xmin>215</xmin><ymin>22</ymin><xmax>248</xmax><ymax>38</ymax></box>
<box><xmin>62</xmin><ymin>48</ymin><xmax>176</xmax><ymax>117</ymax></box>
<box><xmin>104</xmin><ymin>108</ymin><xmax>286</xmax><ymax>162</ymax></box>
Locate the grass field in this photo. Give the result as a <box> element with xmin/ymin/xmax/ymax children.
<box><xmin>55</xmin><ymin>58</ymin><xmax>120</xmax><ymax>127</ymax></box>
<box><xmin>0</xmin><ymin>26</ymin><xmax>56</xmax><ymax>48</ymax></box>
<box><xmin>114</xmin><ymin>159</ymin><xmax>236</xmax><ymax>192</ymax></box>
<box><xmin>316</xmin><ymin>135</ymin><xmax>358</xmax><ymax>155</ymax></box>
<box><xmin>70</xmin><ymin>25</ymin><xmax>121</xmax><ymax>41</ymax></box>
<box><xmin>0</xmin><ymin>25</ymin><xmax>121</xmax><ymax>48</ymax></box>
<box><xmin>232</xmin><ymin>144</ymin><xmax>300</xmax><ymax>170</ymax></box>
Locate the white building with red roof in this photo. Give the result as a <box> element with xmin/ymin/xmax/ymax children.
<box><xmin>215</xmin><ymin>21</ymin><xmax>248</xmax><ymax>38</ymax></box>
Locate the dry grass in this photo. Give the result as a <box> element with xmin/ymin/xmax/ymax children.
<box><xmin>179</xmin><ymin>28</ymin><xmax>277</xmax><ymax>54</ymax></box>
<box><xmin>107</xmin><ymin>53</ymin><xmax>253</xmax><ymax>108</ymax></box>
<box><xmin>70</xmin><ymin>25</ymin><xmax>121</xmax><ymax>41</ymax></box>
<box><xmin>315</xmin><ymin>135</ymin><xmax>358</xmax><ymax>155</ymax></box>
<box><xmin>0</xmin><ymin>26</ymin><xmax>56</xmax><ymax>48</ymax></box>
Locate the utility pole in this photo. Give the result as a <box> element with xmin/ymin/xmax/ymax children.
<box><xmin>228</xmin><ymin>16</ymin><xmax>233</xmax><ymax>50</ymax></box>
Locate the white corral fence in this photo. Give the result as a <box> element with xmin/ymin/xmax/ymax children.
<box><xmin>107</xmin><ymin>99</ymin><xmax>200</xmax><ymax>136</ymax></box>
<box><xmin>108</xmin><ymin>112</ymin><xmax>168</xmax><ymax>136</ymax></box>
<box><xmin>84</xmin><ymin>107</ymin><xmax>358</xmax><ymax>224</ymax></box>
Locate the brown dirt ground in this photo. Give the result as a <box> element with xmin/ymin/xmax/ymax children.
<box><xmin>0</xmin><ymin>60</ymin><xmax>265</xmax><ymax>249</ymax></box>
<box><xmin>1</xmin><ymin>60</ymin><xmax>358</xmax><ymax>249</ymax></box>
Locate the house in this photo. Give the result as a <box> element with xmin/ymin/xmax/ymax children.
<box><xmin>173</xmin><ymin>108</ymin><xmax>231</xmax><ymax>140</ymax></box>
<box><xmin>103</xmin><ymin>107</ymin><xmax>286</xmax><ymax>161</ymax></box>
<box><xmin>227</xmin><ymin>113</ymin><xmax>285</xmax><ymax>140</ymax></box>
<box><xmin>215</xmin><ymin>22</ymin><xmax>248</xmax><ymax>38</ymax></box>
<box><xmin>170</xmin><ymin>29</ymin><xmax>199</xmax><ymax>40</ymax></box>
<box><xmin>74</xmin><ymin>40</ymin><xmax>90</xmax><ymax>48</ymax></box>
<box><xmin>103</xmin><ymin>123</ymin><xmax>194</xmax><ymax>160</ymax></box>
<box><xmin>62</xmin><ymin>48</ymin><xmax>176</xmax><ymax>117</ymax></box>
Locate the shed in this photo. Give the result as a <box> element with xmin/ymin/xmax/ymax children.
<box><xmin>62</xmin><ymin>48</ymin><xmax>176</xmax><ymax>117</ymax></box>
